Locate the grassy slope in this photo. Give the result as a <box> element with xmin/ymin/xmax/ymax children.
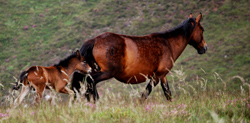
<box><xmin>0</xmin><ymin>0</ymin><xmax>250</xmax><ymax>122</ymax></box>
<box><xmin>0</xmin><ymin>0</ymin><xmax>249</xmax><ymax>93</ymax></box>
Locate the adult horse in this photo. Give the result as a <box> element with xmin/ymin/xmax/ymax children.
<box><xmin>71</xmin><ymin>13</ymin><xmax>207</xmax><ymax>101</ymax></box>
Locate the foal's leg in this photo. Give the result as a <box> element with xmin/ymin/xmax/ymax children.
<box><xmin>14</xmin><ymin>85</ymin><xmax>30</xmax><ymax>106</ymax></box>
<box><xmin>59</xmin><ymin>86</ymin><xmax>74</xmax><ymax>107</ymax></box>
<box><xmin>141</xmin><ymin>78</ymin><xmax>159</xmax><ymax>100</ymax></box>
<box><xmin>34</xmin><ymin>84</ymin><xmax>46</xmax><ymax>104</ymax></box>
<box><xmin>160</xmin><ymin>77</ymin><xmax>172</xmax><ymax>101</ymax></box>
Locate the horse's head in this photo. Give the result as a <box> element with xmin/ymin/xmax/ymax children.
<box><xmin>188</xmin><ymin>13</ymin><xmax>207</xmax><ymax>54</ymax></box>
<box><xmin>74</xmin><ymin>50</ymin><xmax>92</xmax><ymax>74</ymax></box>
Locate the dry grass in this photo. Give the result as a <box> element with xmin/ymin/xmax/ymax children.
<box><xmin>1</xmin><ymin>68</ymin><xmax>250</xmax><ymax>123</ymax></box>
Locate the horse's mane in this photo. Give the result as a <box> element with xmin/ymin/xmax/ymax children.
<box><xmin>54</xmin><ymin>52</ymin><xmax>78</xmax><ymax>70</ymax></box>
<box><xmin>152</xmin><ymin>18</ymin><xmax>196</xmax><ymax>39</ymax></box>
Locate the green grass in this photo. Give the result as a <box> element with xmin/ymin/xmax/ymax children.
<box><xmin>0</xmin><ymin>0</ymin><xmax>250</xmax><ymax>122</ymax></box>
<box><xmin>1</xmin><ymin>0</ymin><xmax>249</xmax><ymax>93</ymax></box>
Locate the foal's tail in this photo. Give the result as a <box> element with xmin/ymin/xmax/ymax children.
<box><xmin>12</xmin><ymin>71</ymin><xmax>28</xmax><ymax>91</ymax></box>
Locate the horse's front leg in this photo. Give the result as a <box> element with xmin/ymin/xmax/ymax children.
<box><xmin>160</xmin><ymin>77</ymin><xmax>172</xmax><ymax>101</ymax></box>
<box><xmin>141</xmin><ymin>78</ymin><xmax>159</xmax><ymax>101</ymax></box>
<box><xmin>85</xmin><ymin>76</ymin><xmax>98</xmax><ymax>102</ymax></box>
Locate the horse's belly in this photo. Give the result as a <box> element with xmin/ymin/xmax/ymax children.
<box><xmin>115</xmin><ymin>67</ymin><xmax>155</xmax><ymax>84</ymax></box>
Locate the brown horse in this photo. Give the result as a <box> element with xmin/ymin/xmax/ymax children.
<box><xmin>71</xmin><ymin>13</ymin><xmax>207</xmax><ymax>101</ymax></box>
<box><xmin>13</xmin><ymin>50</ymin><xmax>91</xmax><ymax>106</ymax></box>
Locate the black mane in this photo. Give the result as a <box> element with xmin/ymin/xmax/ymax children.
<box><xmin>152</xmin><ymin>18</ymin><xmax>196</xmax><ymax>39</ymax></box>
<box><xmin>54</xmin><ymin>52</ymin><xmax>78</xmax><ymax>69</ymax></box>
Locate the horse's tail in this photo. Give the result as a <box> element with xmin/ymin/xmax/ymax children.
<box><xmin>19</xmin><ymin>71</ymin><xmax>28</xmax><ymax>83</ymax></box>
<box><xmin>12</xmin><ymin>71</ymin><xmax>28</xmax><ymax>91</ymax></box>
<box><xmin>79</xmin><ymin>39</ymin><xmax>96</xmax><ymax>66</ymax></box>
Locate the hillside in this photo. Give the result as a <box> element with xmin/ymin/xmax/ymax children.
<box><xmin>0</xmin><ymin>0</ymin><xmax>250</xmax><ymax>96</ymax></box>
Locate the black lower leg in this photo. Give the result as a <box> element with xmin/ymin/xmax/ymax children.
<box><xmin>161</xmin><ymin>82</ymin><xmax>172</xmax><ymax>101</ymax></box>
<box><xmin>141</xmin><ymin>80</ymin><xmax>154</xmax><ymax>100</ymax></box>
<box><xmin>85</xmin><ymin>76</ymin><xmax>99</xmax><ymax>102</ymax></box>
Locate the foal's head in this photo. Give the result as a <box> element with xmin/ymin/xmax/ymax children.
<box><xmin>71</xmin><ymin>50</ymin><xmax>92</xmax><ymax>74</ymax></box>
<box><xmin>188</xmin><ymin>13</ymin><xmax>207</xmax><ymax>54</ymax></box>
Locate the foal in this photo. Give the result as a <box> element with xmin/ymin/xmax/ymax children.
<box><xmin>13</xmin><ymin>50</ymin><xmax>91</xmax><ymax>106</ymax></box>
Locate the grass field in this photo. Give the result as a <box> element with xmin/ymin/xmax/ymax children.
<box><xmin>0</xmin><ymin>69</ymin><xmax>250</xmax><ymax>122</ymax></box>
<box><xmin>1</xmin><ymin>0</ymin><xmax>250</xmax><ymax>122</ymax></box>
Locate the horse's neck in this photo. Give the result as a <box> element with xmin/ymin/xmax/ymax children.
<box><xmin>168</xmin><ymin>35</ymin><xmax>189</xmax><ymax>61</ymax></box>
<box><xmin>61</xmin><ymin>63</ymin><xmax>76</xmax><ymax>77</ymax></box>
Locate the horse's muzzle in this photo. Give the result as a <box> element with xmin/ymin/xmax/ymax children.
<box><xmin>198</xmin><ymin>46</ymin><xmax>207</xmax><ymax>54</ymax></box>
<box><xmin>87</xmin><ymin>68</ymin><xmax>92</xmax><ymax>74</ymax></box>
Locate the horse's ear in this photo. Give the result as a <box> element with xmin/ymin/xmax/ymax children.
<box><xmin>189</xmin><ymin>13</ymin><xmax>193</xmax><ymax>18</ymax></box>
<box><xmin>196</xmin><ymin>13</ymin><xmax>202</xmax><ymax>23</ymax></box>
<box><xmin>76</xmin><ymin>50</ymin><xmax>80</xmax><ymax>57</ymax></box>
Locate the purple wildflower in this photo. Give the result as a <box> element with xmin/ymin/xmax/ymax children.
<box><xmin>40</xmin><ymin>13</ymin><xmax>44</xmax><ymax>17</ymax></box>
<box><xmin>5</xmin><ymin>59</ymin><xmax>9</xmax><ymax>62</ymax></box>
<box><xmin>30</xmin><ymin>112</ymin><xmax>35</xmax><ymax>115</ymax></box>
<box><xmin>24</xmin><ymin>26</ymin><xmax>29</xmax><ymax>30</ymax></box>
<box><xmin>180</xmin><ymin>10</ymin><xmax>183</xmax><ymax>14</ymax></box>
<box><xmin>145</xmin><ymin>105</ymin><xmax>151</xmax><ymax>111</ymax></box>
<box><xmin>32</xmin><ymin>25</ymin><xmax>36</xmax><ymax>28</ymax></box>
<box><xmin>0</xmin><ymin>113</ymin><xmax>9</xmax><ymax>117</ymax></box>
<box><xmin>171</xmin><ymin>108</ymin><xmax>178</xmax><ymax>114</ymax></box>
<box><xmin>140</xmin><ymin>18</ymin><xmax>144</xmax><ymax>22</ymax></box>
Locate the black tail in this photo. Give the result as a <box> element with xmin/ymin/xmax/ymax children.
<box><xmin>12</xmin><ymin>71</ymin><xmax>28</xmax><ymax>90</ymax></box>
<box><xmin>79</xmin><ymin>39</ymin><xmax>96</xmax><ymax>67</ymax></box>
<box><xmin>19</xmin><ymin>71</ymin><xmax>28</xmax><ymax>83</ymax></box>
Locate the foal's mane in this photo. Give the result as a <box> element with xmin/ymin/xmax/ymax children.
<box><xmin>54</xmin><ymin>52</ymin><xmax>78</xmax><ymax>70</ymax></box>
<box><xmin>152</xmin><ymin>18</ymin><xmax>196</xmax><ymax>39</ymax></box>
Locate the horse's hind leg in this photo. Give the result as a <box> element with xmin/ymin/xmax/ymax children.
<box><xmin>14</xmin><ymin>85</ymin><xmax>30</xmax><ymax>106</ymax></box>
<box><xmin>34</xmin><ymin>84</ymin><xmax>46</xmax><ymax>104</ymax></box>
<box><xmin>160</xmin><ymin>77</ymin><xmax>172</xmax><ymax>101</ymax></box>
<box><xmin>141</xmin><ymin>78</ymin><xmax>159</xmax><ymax>101</ymax></box>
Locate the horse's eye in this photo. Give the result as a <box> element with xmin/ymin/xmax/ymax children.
<box><xmin>83</xmin><ymin>61</ymin><xmax>87</xmax><ymax>64</ymax></box>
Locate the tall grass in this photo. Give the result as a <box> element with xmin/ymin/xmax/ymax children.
<box><xmin>1</xmin><ymin>68</ymin><xmax>249</xmax><ymax>122</ymax></box>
